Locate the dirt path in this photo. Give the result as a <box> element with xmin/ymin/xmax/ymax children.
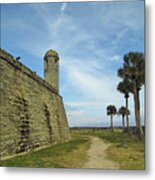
<box><xmin>84</xmin><ymin>136</ymin><xmax>119</xmax><ymax>169</ymax></box>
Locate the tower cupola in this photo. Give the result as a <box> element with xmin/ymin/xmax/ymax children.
<box><xmin>44</xmin><ymin>49</ymin><xmax>59</xmax><ymax>93</ymax></box>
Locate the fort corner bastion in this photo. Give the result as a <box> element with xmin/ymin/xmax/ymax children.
<box><xmin>0</xmin><ymin>48</ymin><xmax>70</xmax><ymax>159</ymax></box>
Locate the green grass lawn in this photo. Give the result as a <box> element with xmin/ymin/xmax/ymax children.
<box><xmin>72</xmin><ymin>129</ymin><xmax>145</xmax><ymax>170</ymax></box>
<box><xmin>104</xmin><ymin>131</ymin><xmax>145</xmax><ymax>170</ymax></box>
<box><xmin>0</xmin><ymin>129</ymin><xmax>145</xmax><ymax>169</ymax></box>
<box><xmin>0</xmin><ymin>136</ymin><xmax>90</xmax><ymax>168</ymax></box>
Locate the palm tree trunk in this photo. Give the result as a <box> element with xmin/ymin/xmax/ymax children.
<box><xmin>110</xmin><ymin>114</ymin><xmax>113</xmax><ymax>131</ymax></box>
<box><xmin>133</xmin><ymin>83</ymin><xmax>144</xmax><ymax>139</ymax></box>
<box><xmin>125</xmin><ymin>97</ymin><xmax>130</xmax><ymax>133</ymax></box>
<box><xmin>122</xmin><ymin>115</ymin><xmax>125</xmax><ymax>128</ymax></box>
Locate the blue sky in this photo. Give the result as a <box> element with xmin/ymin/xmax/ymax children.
<box><xmin>1</xmin><ymin>0</ymin><xmax>145</xmax><ymax>127</ymax></box>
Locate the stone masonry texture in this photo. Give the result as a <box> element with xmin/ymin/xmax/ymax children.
<box><xmin>0</xmin><ymin>48</ymin><xmax>70</xmax><ymax>159</ymax></box>
<box><xmin>44</xmin><ymin>49</ymin><xmax>59</xmax><ymax>93</ymax></box>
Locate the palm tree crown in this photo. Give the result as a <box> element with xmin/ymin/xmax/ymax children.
<box><xmin>117</xmin><ymin>78</ymin><xmax>133</xmax><ymax>98</ymax></box>
<box><xmin>118</xmin><ymin>106</ymin><xmax>130</xmax><ymax>117</ymax></box>
<box><xmin>118</xmin><ymin>52</ymin><xmax>145</xmax><ymax>89</ymax></box>
<box><xmin>107</xmin><ymin>105</ymin><xmax>117</xmax><ymax>116</ymax></box>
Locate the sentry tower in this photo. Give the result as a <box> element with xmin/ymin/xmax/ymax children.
<box><xmin>44</xmin><ymin>49</ymin><xmax>59</xmax><ymax>93</ymax></box>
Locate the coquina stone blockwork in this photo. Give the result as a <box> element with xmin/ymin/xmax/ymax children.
<box><xmin>0</xmin><ymin>48</ymin><xmax>70</xmax><ymax>159</ymax></box>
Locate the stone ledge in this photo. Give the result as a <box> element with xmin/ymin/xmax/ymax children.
<box><xmin>0</xmin><ymin>48</ymin><xmax>61</xmax><ymax>97</ymax></box>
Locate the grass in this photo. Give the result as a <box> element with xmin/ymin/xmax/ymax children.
<box><xmin>72</xmin><ymin>129</ymin><xmax>145</xmax><ymax>170</ymax></box>
<box><xmin>107</xmin><ymin>141</ymin><xmax>144</xmax><ymax>170</ymax></box>
<box><xmin>0</xmin><ymin>129</ymin><xmax>145</xmax><ymax>169</ymax></box>
<box><xmin>104</xmin><ymin>131</ymin><xmax>145</xmax><ymax>170</ymax></box>
<box><xmin>0</xmin><ymin>136</ymin><xmax>90</xmax><ymax>168</ymax></box>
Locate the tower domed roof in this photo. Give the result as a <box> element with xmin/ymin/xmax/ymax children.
<box><xmin>44</xmin><ymin>49</ymin><xmax>59</xmax><ymax>60</ymax></box>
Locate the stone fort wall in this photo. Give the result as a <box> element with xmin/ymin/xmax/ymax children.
<box><xmin>0</xmin><ymin>48</ymin><xmax>70</xmax><ymax>159</ymax></box>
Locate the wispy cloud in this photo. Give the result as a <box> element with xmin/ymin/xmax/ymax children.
<box><xmin>60</xmin><ymin>2</ymin><xmax>68</xmax><ymax>12</ymax></box>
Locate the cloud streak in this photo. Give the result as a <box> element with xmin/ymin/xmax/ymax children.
<box><xmin>60</xmin><ymin>2</ymin><xmax>68</xmax><ymax>12</ymax></box>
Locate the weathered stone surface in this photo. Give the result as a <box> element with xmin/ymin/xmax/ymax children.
<box><xmin>0</xmin><ymin>48</ymin><xmax>70</xmax><ymax>159</ymax></box>
<box><xmin>44</xmin><ymin>49</ymin><xmax>59</xmax><ymax>93</ymax></box>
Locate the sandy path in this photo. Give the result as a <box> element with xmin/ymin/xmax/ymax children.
<box><xmin>84</xmin><ymin>136</ymin><xmax>119</xmax><ymax>169</ymax></box>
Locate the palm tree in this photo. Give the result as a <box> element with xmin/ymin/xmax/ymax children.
<box><xmin>106</xmin><ymin>105</ymin><xmax>117</xmax><ymax>131</ymax></box>
<box><xmin>118</xmin><ymin>52</ymin><xmax>145</xmax><ymax>139</ymax></box>
<box><xmin>117</xmin><ymin>79</ymin><xmax>132</xmax><ymax>133</ymax></box>
<box><xmin>118</xmin><ymin>106</ymin><xmax>130</xmax><ymax>130</ymax></box>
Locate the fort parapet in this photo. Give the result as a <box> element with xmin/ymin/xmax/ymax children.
<box><xmin>0</xmin><ymin>48</ymin><xmax>70</xmax><ymax>159</ymax></box>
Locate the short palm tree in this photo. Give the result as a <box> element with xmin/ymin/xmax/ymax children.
<box><xmin>118</xmin><ymin>106</ymin><xmax>130</xmax><ymax>130</ymax></box>
<box><xmin>106</xmin><ymin>105</ymin><xmax>117</xmax><ymax>131</ymax></box>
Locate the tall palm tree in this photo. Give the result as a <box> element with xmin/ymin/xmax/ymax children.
<box><xmin>118</xmin><ymin>106</ymin><xmax>130</xmax><ymax>130</ymax></box>
<box><xmin>117</xmin><ymin>79</ymin><xmax>132</xmax><ymax>133</ymax></box>
<box><xmin>118</xmin><ymin>52</ymin><xmax>145</xmax><ymax>139</ymax></box>
<box><xmin>106</xmin><ymin>105</ymin><xmax>117</xmax><ymax>131</ymax></box>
